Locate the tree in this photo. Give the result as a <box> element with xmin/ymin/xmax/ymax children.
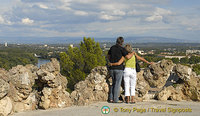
<box><xmin>171</xmin><ymin>58</ymin><xmax>179</xmax><ymax>64</ymax></box>
<box><xmin>193</xmin><ymin>64</ymin><xmax>200</xmax><ymax>75</ymax></box>
<box><xmin>180</xmin><ymin>57</ymin><xmax>189</xmax><ymax>64</ymax></box>
<box><xmin>189</xmin><ymin>56</ymin><xmax>200</xmax><ymax>64</ymax></box>
<box><xmin>59</xmin><ymin>37</ymin><xmax>106</xmax><ymax>91</ymax></box>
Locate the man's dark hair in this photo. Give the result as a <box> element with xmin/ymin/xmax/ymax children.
<box><xmin>116</xmin><ymin>36</ymin><xmax>124</xmax><ymax>45</ymax></box>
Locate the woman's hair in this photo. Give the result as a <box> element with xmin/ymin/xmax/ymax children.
<box><xmin>125</xmin><ymin>44</ymin><xmax>132</xmax><ymax>53</ymax></box>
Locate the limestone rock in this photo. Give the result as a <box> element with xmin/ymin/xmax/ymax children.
<box><xmin>0</xmin><ymin>68</ymin><xmax>9</xmax><ymax>82</ymax></box>
<box><xmin>8</xmin><ymin>65</ymin><xmax>38</xmax><ymax>101</ymax></box>
<box><xmin>136</xmin><ymin>70</ymin><xmax>150</xmax><ymax>99</ymax></box>
<box><xmin>182</xmin><ymin>76</ymin><xmax>200</xmax><ymax>101</ymax></box>
<box><xmin>71</xmin><ymin>66</ymin><xmax>109</xmax><ymax>106</ymax></box>
<box><xmin>0</xmin><ymin>79</ymin><xmax>9</xmax><ymax>99</ymax></box>
<box><xmin>143</xmin><ymin>59</ymin><xmax>174</xmax><ymax>88</ymax></box>
<box><xmin>0</xmin><ymin>97</ymin><xmax>12</xmax><ymax>116</ymax></box>
<box><xmin>37</xmin><ymin>58</ymin><xmax>72</xmax><ymax>109</ymax></box>
<box><xmin>174</xmin><ymin>64</ymin><xmax>192</xmax><ymax>81</ymax></box>
<box><xmin>157</xmin><ymin>86</ymin><xmax>187</xmax><ymax>101</ymax></box>
<box><xmin>39</xmin><ymin>86</ymin><xmax>72</xmax><ymax>109</ymax></box>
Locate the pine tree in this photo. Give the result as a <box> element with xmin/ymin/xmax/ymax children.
<box><xmin>60</xmin><ymin>37</ymin><xmax>106</xmax><ymax>91</ymax></box>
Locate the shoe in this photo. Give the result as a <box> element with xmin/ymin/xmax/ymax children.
<box><xmin>108</xmin><ymin>100</ymin><xmax>113</xmax><ymax>103</ymax></box>
<box><xmin>130</xmin><ymin>101</ymin><xmax>136</xmax><ymax>104</ymax></box>
<box><xmin>113</xmin><ymin>101</ymin><xmax>123</xmax><ymax>103</ymax></box>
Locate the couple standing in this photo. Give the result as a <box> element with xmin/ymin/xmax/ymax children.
<box><xmin>107</xmin><ymin>37</ymin><xmax>152</xmax><ymax>104</ymax></box>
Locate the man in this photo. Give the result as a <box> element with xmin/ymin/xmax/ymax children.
<box><xmin>107</xmin><ymin>37</ymin><xmax>135</xmax><ymax>103</ymax></box>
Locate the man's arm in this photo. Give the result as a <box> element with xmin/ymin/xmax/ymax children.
<box><xmin>125</xmin><ymin>51</ymin><xmax>135</xmax><ymax>59</ymax></box>
<box><xmin>110</xmin><ymin>56</ymin><xmax>125</xmax><ymax>66</ymax></box>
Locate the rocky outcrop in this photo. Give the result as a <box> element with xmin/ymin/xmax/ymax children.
<box><xmin>143</xmin><ymin>59</ymin><xmax>174</xmax><ymax>88</ymax></box>
<box><xmin>0</xmin><ymin>79</ymin><xmax>9</xmax><ymax>100</ymax></box>
<box><xmin>0</xmin><ymin>96</ymin><xmax>12</xmax><ymax>116</ymax></box>
<box><xmin>136</xmin><ymin>70</ymin><xmax>150</xmax><ymax>101</ymax></box>
<box><xmin>37</xmin><ymin>58</ymin><xmax>72</xmax><ymax>109</ymax></box>
<box><xmin>1</xmin><ymin>58</ymin><xmax>200</xmax><ymax>115</ymax></box>
<box><xmin>71</xmin><ymin>66</ymin><xmax>109</xmax><ymax>106</ymax></box>
<box><xmin>156</xmin><ymin>86</ymin><xmax>187</xmax><ymax>101</ymax></box>
<box><xmin>7</xmin><ymin>64</ymin><xmax>38</xmax><ymax>112</ymax></box>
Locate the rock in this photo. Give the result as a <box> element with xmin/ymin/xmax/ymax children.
<box><xmin>0</xmin><ymin>68</ymin><xmax>9</xmax><ymax>82</ymax></box>
<box><xmin>174</xmin><ymin>64</ymin><xmax>192</xmax><ymax>81</ymax></box>
<box><xmin>182</xmin><ymin>76</ymin><xmax>200</xmax><ymax>101</ymax></box>
<box><xmin>0</xmin><ymin>79</ymin><xmax>10</xmax><ymax>99</ymax></box>
<box><xmin>71</xmin><ymin>66</ymin><xmax>109</xmax><ymax>106</ymax></box>
<box><xmin>37</xmin><ymin>58</ymin><xmax>72</xmax><ymax>109</ymax></box>
<box><xmin>136</xmin><ymin>70</ymin><xmax>150</xmax><ymax>98</ymax></box>
<box><xmin>8</xmin><ymin>65</ymin><xmax>37</xmax><ymax>101</ymax></box>
<box><xmin>0</xmin><ymin>97</ymin><xmax>12</xmax><ymax>116</ymax></box>
<box><xmin>157</xmin><ymin>86</ymin><xmax>175</xmax><ymax>101</ymax></box>
<box><xmin>157</xmin><ymin>85</ymin><xmax>187</xmax><ymax>101</ymax></box>
<box><xmin>143</xmin><ymin>59</ymin><xmax>174</xmax><ymax>88</ymax></box>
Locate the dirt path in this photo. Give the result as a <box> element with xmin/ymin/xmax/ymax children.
<box><xmin>12</xmin><ymin>100</ymin><xmax>200</xmax><ymax>116</ymax></box>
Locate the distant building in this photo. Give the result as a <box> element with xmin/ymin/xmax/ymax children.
<box><xmin>44</xmin><ymin>44</ymin><xmax>48</xmax><ymax>47</ymax></box>
<box><xmin>186</xmin><ymin>50</ymin><xmax>200</xmax><ymax>55</ymax></box>
<box><xmin>70</xmin><ymin>44</ymin><xmax>74</xmax><ymax>48</ymax></box>
<box><xmin>138</xmin><ymin>50</ymin><xmax>146</xmax><ymax>55</ymax></box>
<box><xmin>5</xmin><ymin>42</ymin><xmax>7</xmax><ymax>47</ymax></box>
<box><xmin>164</xmin><ymin>56</ymin><xmax>186</xmax><ymax>60</ymax></box>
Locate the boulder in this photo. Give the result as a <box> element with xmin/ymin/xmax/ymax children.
<box><xmin>182</xmin><ymin>76</ymin><xmax>200</xmax><ymax>101</ymax></box>
<box><xmin>37</xmin><ymin>58</ymin><xmax>72</xmax><ymax>109</ymax></box>
<box><xmin>157</xmin><ymin>86</ymin><xmax>187</xmax><ymax>101</ymax></box>
<box><xmin>174</xmin><ymin>64</ymin><xmax>192</xmax><ymax>81</ymax></box>
<box><xmin>0</xmin><ymin>79</ymin><xmax>9</xmax><ymax>99</ymax></box>
<box><xmin>71</xmin><ymin>66</ymin><xmax>109</xmax><ymax>106</ymax></box>
<box><xmin>0</xmin><ymin>97</ymin><xmax>12</xmax><ymax>116</ymax></box>
<box><xmin>0</xmin><ymin>68</ymin><xmax>9</xmax><ymax>82</ymax></box>
<box><xmin>143</xmin><ymin>59</ymin><xmax>174</xmax><ymax>88</ymax></box>
<box><xmin>136</xmin><ymin>70</ymin><xmax>150</xmax><ymax>100</ymax></box>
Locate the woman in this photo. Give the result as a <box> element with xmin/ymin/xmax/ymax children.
<box><xmin>110</xmin><ymin>44</ymin><xmax>152</xmax><ymax>104</ymax></box>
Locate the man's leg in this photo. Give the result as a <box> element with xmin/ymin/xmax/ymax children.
<box><xmin>109</xmin><ymin>70</ymin><xmax>115</xmax><ymax>101</ymax></box>
<box><xmin>113</xmin><ymin>70</ymin><xmax>123</xmax><ymax>102</ymax></box>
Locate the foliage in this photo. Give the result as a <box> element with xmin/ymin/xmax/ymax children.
<box><xmin>59</xmin><ymin>37</ymin><xmax>106</xmax><ymax>91</ymax></box>
<box><xmin>171</xmin><ymin>58</ymin><xmax>179</xmax><ymax>64</ymax></box>
<box><xmin>189</xmin><ymin>56</ymin><xmax>200</xmax><ymax>64</ymax></box>
<box><xmin>0</xmin><ymin>48</ymin><xmax>38</xmax><ymax>70</ymax></box>
<box><xmin>192</xmin><ymin>64</ymin><xmax>200</xmax><ymax>75</ymax></box>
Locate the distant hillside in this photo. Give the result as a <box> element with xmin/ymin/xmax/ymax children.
<box><xmin>0</xmin><ymin>36</ymin><xmax>198</xmax><ymax>44</ymax></box>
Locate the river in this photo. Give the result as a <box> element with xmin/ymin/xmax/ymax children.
<box><xmin>37</xmin><ymin>58</ymin><xmax>50</xmax><ymax>67</ymax></box>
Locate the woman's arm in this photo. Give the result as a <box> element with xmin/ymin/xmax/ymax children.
<box><xmin>135</xmin><ymin>53</ymin><xmax>152</xmax><ymax>64</ymax></box>
<box><xmin>110</xmin><ymin>56</ymin><xmax>125</xmax><ymax>66</ymax></box>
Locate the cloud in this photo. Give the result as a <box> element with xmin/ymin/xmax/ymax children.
<box><xmin>0</xmin><ymin>15</ymin><xmax>12</xmax><ymax>25</ymax></box>
<box><xmin>145</xmin><ymin>7</ymin><xmax>172</xmax><ymax>22</ymax></box>
<box><xmin>21</xmin><ymin>18</ymin><xmax>34</xmax><ymax>25</ymax></box>
<box><xmin>38</xmin><ymin>4</ymin><xmax>48</xmax><ymax>9</ymax></box>
<box><xmin>74</xmin><ymin>10</ymin><xmax>88</xmax><ymax>16</ymax></box>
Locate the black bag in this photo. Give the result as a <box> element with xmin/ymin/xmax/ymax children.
<box><xmin>136</xmin><ymin>59</ymin><xmax>140</xmax><ymax>72</ymax></box>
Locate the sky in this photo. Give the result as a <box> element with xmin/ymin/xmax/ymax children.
<box><xmin>0</xmin><ymin>0</ymin><xmax>200</xmax><ymax>42</ymax></box>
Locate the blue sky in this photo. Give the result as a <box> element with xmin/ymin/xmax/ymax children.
<box><xmin>0</xmin><ymin>0</ymin><xmax>199</xmax><ymax>42</ymax></box>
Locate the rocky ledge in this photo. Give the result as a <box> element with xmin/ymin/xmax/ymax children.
<box><xmin>0</xmin><ymin>59</ymin><xmax>199</xmax><ymax>116</ymax></box>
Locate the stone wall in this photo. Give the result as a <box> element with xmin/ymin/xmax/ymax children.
<box><xmin>0</xmin><ymin>59</ymin><xmax>200</xmax><ymax>116</ymax></box>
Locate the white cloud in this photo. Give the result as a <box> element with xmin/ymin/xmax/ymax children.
<box><xmin>0</xmin><ymin>15</ymin><xmax>12</xmax><ymax>25</ymax></box>
<box><xmin>146</xmin><ymin>15</ymin><xmax>163</xmax><ymax>22</ymax></box>
<box><xmin>112</xmin><ymin>10</ymin><xmax>126</xmax><ymax>16</ymax></box>
<box><xmin>100</xmin><ymin>14</ymin><xmax>121</xmax><ymax>21</ymax></box>
<box><xmin>38</xmin><ymin>4</ymin><xmax>48</xmax><ymax>9</ymax></box>
<box><xmin>145</xmin><ymin>7</ymin><xmax>172</xmax><ymax>22</ymax></box>
<box><xmin>21</xmin><ymin>18</ymin><xmax>34</xmax><ymax>25</ymax></box>
<box><xmin>74</xmin><ymin>10</ymin><xmax>88</xmax><ymax>16</ymax></box>
<box><xmin>0</xmin><ymin>16</ymin><xmax>5</xmax><ymax>24</ymax></box>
